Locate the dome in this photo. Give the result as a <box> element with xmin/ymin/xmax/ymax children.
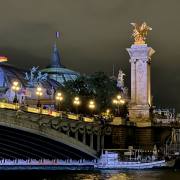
<box><xmin>41</xmin><ymin>67</ymin><xmax>79</xmax><ymax>85</ymax></box>
<box><xmin>41</xmin><ymin>43</ymin><xmax>79</xmax><ymax>85</ymax></box>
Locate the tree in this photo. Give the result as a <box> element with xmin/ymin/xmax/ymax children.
<box><xmin>62</xmin><ymin>72</ymin><xmax>120</xmax><ymax>114</ymax></box>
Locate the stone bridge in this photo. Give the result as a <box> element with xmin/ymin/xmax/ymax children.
<box><xmin>0</xmin><ymin>108</ymin><xmax>111</xmax><ymax>160</ymax></box>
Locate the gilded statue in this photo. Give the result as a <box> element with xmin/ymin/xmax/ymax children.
<box><xmin>130</xmin><ymin>22</ymin><xmax>152</xmax><ymax>44</ymax></box>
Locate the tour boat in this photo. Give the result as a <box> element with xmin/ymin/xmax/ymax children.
<box><xmin>95</xmin><ymin>151</ymin><xmax>175</xmax><ymax>169</ymax></box>
<box><xmin>0</xmin><ymin>151</ymin><xmax>175</xmax><ymax>170</ymax></box>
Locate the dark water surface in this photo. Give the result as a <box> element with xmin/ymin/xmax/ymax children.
<box><xmin>0</xmin><ymin>170</ymin><xmax>180</xmax><ymax>180</ymax></box>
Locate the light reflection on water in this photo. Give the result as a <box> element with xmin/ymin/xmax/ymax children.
<box><xmin>0</xmin><ymin>170</ymin><xmax>180</xmax><ymax>180</ymax></box>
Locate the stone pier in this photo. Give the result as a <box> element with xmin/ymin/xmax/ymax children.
<box><xmin>127</xmin><ymin>44</ymin><xmax>155</xmax><ymax>122</ymax></box>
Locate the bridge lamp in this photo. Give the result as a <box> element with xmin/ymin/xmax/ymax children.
<box><xmin>106</xmin><ymin>109</ymin><xmax>110</xmax><ymax>115</ymax></box>
<box><xmin>88</xmin><ymin>100</ymin><xmax>95</xmax><ymax>115</ymax></box>
<box><xmin>112</xmin><ymin>94</ymin><xmax>125</xmax><ymax>116</ymax></box>
<box><xmin>117</xmin><ymin>95</ymin><xmax>121</xmax><ymax>100</ymax></box>
<box><xmin>73</xmin><ymin>96</ymin><xmax>81</xmax><ymax>114</ymax></box>
<box><xmin>36</xmin><ymin>86</ymin><xmax>43</xmax><ymax>108</ymax></box>
<box><xmin>12</xmin><ymin>80</ymin><xmax>20</xmax><ymax>103</ymax></box>
<box><xmin>55</xmin><ymin>92</ymin><xmax>63</xmax><ymax>112</ymax></box>
<box><xmin>120</xmin><ymin>99</ymin><xmax>125</xmax><ymax>104</ymax></box>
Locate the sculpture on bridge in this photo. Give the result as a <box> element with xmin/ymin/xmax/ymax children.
<box><xmin>130</xmin><ymin>22</ymin><xmax>152</xmax><ymax>44</ymax></box>
<box><xmin>117</xmin><ymin>69</ymin><xmax>125</xmax><ymax>89</ymax></box>
<box><xmin>24</xmin><ymin>66</ymin><xmax>48</xmax><ymax>87</ymax></box>
<box><xmin>117</xmin><ymin>69</ymin><xmax>128</xmax><ymax>97</ymax></box>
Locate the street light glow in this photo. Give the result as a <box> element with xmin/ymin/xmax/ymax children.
<box><xmin>74</xmin><ymin>97</ymin><xmax>79</xmax><ymax>101</ymax></box>
<box><xmin>120</xmin><ymin>99</ymin><xmax>125</xmax><ymax>104</ymax></box>
<box><xmin>13</xmin><ymin>81</ymin><xmax>19</xmax><ymax>86</ymax></box>
<box><xmin>117</xmin><ymin>95</ymin><xmax>121</xmax><ymax>100</ymax></box>
<box><xmin>36</xmin><ymin>86</ymin><xmax>43</xmax><ymax>96</ymax></box>
<box><xmin>57</xmin><ymin>92</ymin><xmax>62</xmax><ymax>96</ymax></box>
<box><xmin>113</xmin><ymin>95</ymin><xmax>125</xmax><ymax>105</ymax></box>
<box><xmin>11</xmin><ymin>80</ymin><xmax>20</xmax><ymax>104</ymax></box>
<box><xmin>56</xmin><ymin>92</ymin><xmax>63</xmax><ymax>101</ymax></box>
<box><xmin>73</xmin><ymin>96</ymin><xmax>80</xmax><ymax>105</ymax></box>
<box><xmin>113</xmin><ymin>99</ymin><xmax>118</xmax><ymax>104</ymax></box>
<box><xmin>112</xmin><ymin>94</ymin><xmax>125</xmax><ymax>116</ymax></box>
<box><xmin>89</xmin><ymin>100</ymin><xmax>95</xmax><ymax>109</ymax></box>
<box><xmin>106</xmin><ymin>109</ymin><xmax>110</xmax><ymax>114</ymax></box>
<box><xmin>55</xmin><ymin>92</ymin><xmax>64</xmax><ymax>112</ymax></box>
<box><xmin>73</xmin><ymin>96</ymin><xmax>81</xmax><ymax>114</ymax></box>
<box><xmin>12</xmin><ymin>81</ymin><xmax>20</xmax><ymax>92</ymax></box>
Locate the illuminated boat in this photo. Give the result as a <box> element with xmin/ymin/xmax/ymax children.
<box><xmin>95</xmin><ymin>151</ymin><xmax>175</xmax><ymax>169</ymax></box>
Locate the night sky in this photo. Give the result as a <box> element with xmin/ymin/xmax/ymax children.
<box><xmin>0</xmin><ymin>0</ymin><xmax>180</xmax><ymax>112</ymax></box>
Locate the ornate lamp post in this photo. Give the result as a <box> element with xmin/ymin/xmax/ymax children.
<box><xmin>112</xmin><ymin>94</ymin><xmax>125</xmax><ymax>116</ymax></box>
<box><xmin>55</xmin><ymin>92</ymin><xmax>63</xmax><ymax>111</ymax></box>
<box><xmin>73</xmin><ymin>96</ymin><xmax>80</xmax><ymax>114</ymax></box>
<box><xmin>12</xmin><ymin>80</ymin><xmax>20</xmax><ymax>103</ymax></box>
<box><xmin>88</xmin><ymin>100</ymin><xmax>95</xmax><ymax>116</ymax></box>
<box><xmin>36</xmin><ymin>86</ymin><xmax>43</xmax><ymax>108</ymax></box>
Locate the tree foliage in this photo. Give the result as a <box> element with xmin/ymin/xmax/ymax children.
<box><xmin>61</xmin><ymin>72</ymin><xmax>120</xmax><ymax>113</ymax></box>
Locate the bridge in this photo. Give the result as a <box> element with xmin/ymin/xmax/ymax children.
<box><xmin>1</xmin><ymin>102</ymin><xmax>179</xmax><ymax>161</ymax></box>
<box><xmin>0</xmin><ymin>102</ymin><xmax>111</xmax><ymax>160</ymax></box>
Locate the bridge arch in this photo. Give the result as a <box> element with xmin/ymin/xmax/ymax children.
<box><xmin>0</xmin><ymin>109</ymin><xmax>97</xmax><ymax>160</ymax></box>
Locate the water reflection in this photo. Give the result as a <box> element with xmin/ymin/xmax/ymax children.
<box><xmin>0</xmin><ymin>170</ymin><xmax>180</xmax><ymax>180</ymax></box>
<box><xmin>107</xmin><ymin>173</ymin><xmax>132</xmax><ymax>180</ymax></box>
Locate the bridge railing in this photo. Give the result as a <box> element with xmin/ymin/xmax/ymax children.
<box><xmin>0</xmin><ymin>102</ymin><xmax>94</xmax><ymax>123</ymax></box>
<box><xmin>152</xmin><ymin>118</ymin><xmax>180</xmax><ymax>127</ymax></box>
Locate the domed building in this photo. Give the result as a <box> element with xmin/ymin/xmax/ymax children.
<box><xmin>0</xmin><ymin>62</ymin><xmax>60</xmax><ymax>104</ymax></box>
<box><xmin>41</xmin><ymin>43</ymin><xmax>79</xmax><ymax>85</ymax></box>
<box><xmin>0</xmin><ymin>43</ymin><xmax>79</xmax><ymax>106</ymax></box>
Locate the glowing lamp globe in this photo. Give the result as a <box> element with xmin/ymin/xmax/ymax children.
<box><xmin>0</xmin><ymin>56</ymin><xmax>8</xmax><ymax>62</ymax></box>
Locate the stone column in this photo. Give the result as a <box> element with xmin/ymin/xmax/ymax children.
<box><xmin>126</xmin><ymin>44</ymin><xmax>155</xmax><ymax>122</ymax></box>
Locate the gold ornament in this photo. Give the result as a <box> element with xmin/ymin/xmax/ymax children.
<box><xmin>130</xmin><ymin>22</ymin><xmax>152</xmax><ymax>44</ymax></box>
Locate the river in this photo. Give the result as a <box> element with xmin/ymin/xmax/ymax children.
<box><xmin>0</xmin><ymin>170</ymin><xmax>180</xmax><ymax>180</ymax></box>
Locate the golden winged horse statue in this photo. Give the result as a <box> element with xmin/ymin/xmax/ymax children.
<box><xmin>130</xmin><ymin>22</ymin><xmax>152</xmax><ymax>44</ymax></box>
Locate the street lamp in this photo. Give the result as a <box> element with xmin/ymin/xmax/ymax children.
<box><xmin>73</xmin><ymin>96</ymin><xmax>80</xmax><ymax>114</ymax></box>
<box><xmin>12</xmin><ymin>80</ymin><xmax>20</xmax><ymax>103</ymax></box>
<box><xmin>55</xmin><ymin>92</ymin><xmax>63</xmax><ymax>111</ymax></box>
<box><xmin>112</xmin><ymin>94</ymin><xmax>125</xmax><ymax>116</ymax></box>
<box><xmin>36</xmin><ymin>86</ymin><xmax>43</xmax><ymax>108</ymax></box>
<box><xmin>88</xmin><ymin>100</ymin><xmax>95</xmax><ymax>115</ymax></box>
<box><xmin>106</xmin><ymin>109</ymin><xmax>110</xmax><ymax>115</ymax></box>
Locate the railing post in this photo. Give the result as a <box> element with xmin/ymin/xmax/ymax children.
<box><xmin>90</xmin><ymin>134</ymin><xmax>93</xmax><ymax>149</ymax></box>
<box><xmin>101</xmin><ymin>135</ymin><xmax>104</xmax><ymax>150</ymax></box>
<box><xmin>97</xmin><ymin>134</ymin><xmax>100</xmax><ymax>152</ymax></box>
<box><xmin>66</xmin><ymin>130</ymin><xmax>70</xmax><ymax>136</ymax></box>
<box><xmin>75</xmin><ymin>131</ymin><xmax>78</xmax><ymax>140</ymax></box>
<box><xmin>83</xmin><ymin>133</ymin><xmax>86</xmax><ymax>144</ymax></box>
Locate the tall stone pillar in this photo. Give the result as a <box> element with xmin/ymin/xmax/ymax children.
<box><xmin>127</xmin><ymin>44</ymin><xmax>155</xmax><ymax>122</ymax></box>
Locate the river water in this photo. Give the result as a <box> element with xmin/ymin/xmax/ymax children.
<box><xmin>0</xmin><ymin>170</ymin><xmax>180</xmax><ymax>180</ymax></box>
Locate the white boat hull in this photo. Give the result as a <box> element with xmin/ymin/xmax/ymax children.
<box><xmin>95</xmin><ymin>160</ymin><xmax>175</xmax><ymax>169</ymax></box>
